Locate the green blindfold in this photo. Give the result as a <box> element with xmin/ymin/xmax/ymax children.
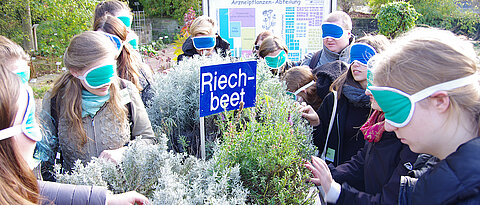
<box><xmin>76</xmin><ymin>64</ymin><xmax>116</xmax><ymax>89</ymax></box>
<box><xmin>367</xmin><ymin>74</ymin><xmax>477</xmax><ymax>127</ymax></box>
<box><xmin>265</xmin><ymin>50</ymin><xmax>287</xmax><ymax>69</ymax></box>
<box><xmin>117</xmin><ymin>16</ymin><xmax>132</xmax><ymax>29</ymax></box>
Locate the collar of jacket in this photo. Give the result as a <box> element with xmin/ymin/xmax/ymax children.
<box><xmin>411</xmin><ymin>137</ymin><xmax>480</xmax><ymax>204</ymax></box>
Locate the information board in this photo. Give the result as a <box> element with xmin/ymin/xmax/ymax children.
<box><xmin>204</xmin><ymin>0</ymin><xmax>335</xmax><ymax>61</ymax></box>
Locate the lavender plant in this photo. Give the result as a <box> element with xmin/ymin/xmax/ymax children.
<box><xmin>146</xmin><ymin>54</ymin><xmax>232</xmax><ymax>156</ymax></box>
<box><xmin>56</xmin><ymin>135</ymin><xmax>248</xmax><ymax>204</ymax></box>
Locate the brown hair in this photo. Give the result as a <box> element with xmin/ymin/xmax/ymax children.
<box><xmin>0</xmin><ymin>67</ymin><xmax>39</xmax><ymax>205</ymax></box>
<box><xmin>94</xmin><ymin>0</ymin><xmax>131</xmax><ymax>24</ymax></box>
<box><xmin>254</xmin><ymin>31</ymin><xmax>273</xmax><ymax>46</ymax></box>
<box><xmin>50</xmin><ymin>31</ymin><xmax>127</xmax><ymax>146</ymax></box>
<box><xmin>0</xmin><ymin>35</ymin><xmax>29</xmax><ymax>68</ymax></box>
<box><xmin>330</xmin><ymin>34</ymin><xmax>390</xmax><ymax>97</ymax></box>
<box><xmin>325</xmin><ymin>11</ymin><xmax>352</xmax><ymax>31</ymax></box>
<box><xmin>258</xmin><ymin>36</ymin><xmax>288</xmax><ymax>58</ymax></box>
<box><xmin>253</xmin><ymin>31</ymin><xmax>273</xmax><ymax>53</ymax></box>
<box><xmin>372</xmin><ymin>27</ymin><xmax>480</xmax><ymax>133</ymax></box>
<box><xmin>189</xmin><ymin>16</ymin><xmax>216</xmax><ymax>37</ymax></box>
<box><xmin>94</xmin><ymin>15</ymin><xmax>146</xmax><ymax>91</ymax></box>
<box><xmin>283</xmin><ymin>66</ymin><xmax>323</xmax><ymax>110</ymax></box>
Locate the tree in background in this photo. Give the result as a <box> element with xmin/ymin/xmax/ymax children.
<box><xmin>137</xmin><ymin>0</ymin><xmax>201</xmax><ymax>22</ymax></box>
<box><xmin>375</xmin><ymin>1</ymin><xmax>420</xmax><ymax>38</ymax></box>
<box><xmin>1</xmin><ymin>0</ymin><xmax>34</xmax><ymax>51</ymax></box>
<box><xmin>1</xmin><ymin>0</ymin><xmax>99</xmax><ymax>57</ymax></box>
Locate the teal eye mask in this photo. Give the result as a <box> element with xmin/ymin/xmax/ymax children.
<box><xmin>76</xmin><ymin>64</ymin><xmax>116</xmax><ymax>89</ymax></box>
<box><xmin>265</xmin><ymin>50</ymin><xmax>287</xmax><ymax>69</ymax></box>
<box><xmin>117</xmin><ymin>16</ymin><xmax>132</xmax><ymax>29</ymax></box>
<box><xmin>367</xmin><ymin>74</ymin><xmax>477</xmax><ymax>127</ymax></box>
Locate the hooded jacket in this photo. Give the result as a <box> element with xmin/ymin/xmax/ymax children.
<box><xmin>312</xmin><ymin>60</ymin><xmax>348</xmax><ymax>100</ymax></box>
<box><xmin>330</xmin><ymin>131</ymin><xmax>418</xmax><ymax>205</ymax></box>
<box><xmin>41</xmin><ymin>79</ymin><xmax>155</xmax><ymax>172</ymax></box>
<box><xmin>177</xmin><ymin>35</ymin><xmax>231</xmax><ymax>62</ymax></box>
<box><xmin>313</xmin><ymin>85</ymin><xmax>371</xmax><ymax>166</ymax></box>
<box><xmin>400</xmin><ymin>137</ymin><xmax>480</xmax><ymax>205</ymax></box>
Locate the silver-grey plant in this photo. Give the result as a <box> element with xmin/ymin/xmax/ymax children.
<box><xmin>56</xmin><ymin>134</ymin><xmax>248</xmax><ymax>204</ymax></box>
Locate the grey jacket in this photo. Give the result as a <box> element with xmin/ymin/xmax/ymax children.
<box><xmin>41</xmin><ymin>79</ymin><xmax>154</xmax><ymax>172</ymax></box>
<box><xmin>39</xmin><ymin>180</ymin><xmax>107</xmax><ymax>205</ymax></box>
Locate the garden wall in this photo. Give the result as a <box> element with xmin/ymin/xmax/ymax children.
<box><xmin>352</xmin><ymin>18</ymin><xmax>378</xmax><ymax>38</ymax></box>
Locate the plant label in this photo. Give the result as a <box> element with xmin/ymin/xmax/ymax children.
<box><xmin>200</xmin><ymin>61</ymin><xmax>256</xmax><ymax>117</ymax></box>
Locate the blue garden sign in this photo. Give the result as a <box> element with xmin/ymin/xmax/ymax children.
<box><xmin>200</xmin><ymin>61</ymin><xmax>257</xmax><ymax>117</ymax></box>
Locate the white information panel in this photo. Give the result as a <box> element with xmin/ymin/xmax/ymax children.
<box><xmin>204</xmin><ymin>0</ymin><xmax>335</xmax><ymax>61</ymax></box>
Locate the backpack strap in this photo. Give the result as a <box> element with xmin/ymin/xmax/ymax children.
<box><xmin>320</xmin><ymin>91</ymin><xmax>338</xmax><ymax>161</ymax></box>
<box><xmin>309</xmin><ymin>50</ymin><xmax>322</xmax><ymax>69</ymax></box>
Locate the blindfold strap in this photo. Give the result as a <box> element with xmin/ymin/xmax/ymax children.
<box><xmin>0</xmin><ymin>126</ymin><xmax>22</xmax><ymax>141</ymax></box>
<box><xmin>294</xmin><ymin>80</ymin><xmax>315</xmax><ymax>95</ymax></box>
<box><xmin>410</xmin><ymin>73</ymin><xmax>478</xmax><ymax>102</ymax></box>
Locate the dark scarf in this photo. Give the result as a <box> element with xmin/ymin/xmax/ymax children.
<box><xmin>360</xmin><ymin>110</ymin><xmax>386</xmax><ymax>142</ymax></box>
<box><xmin>342</xmin><ymin>85</ymin><xmax>370</xmax><ymax>108</ymax></box>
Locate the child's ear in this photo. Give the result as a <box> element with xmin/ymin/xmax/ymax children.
<box><xmin>429</xmin><ymin>91</ymin><xmax>450</xmax><ymax>113</ymax></box>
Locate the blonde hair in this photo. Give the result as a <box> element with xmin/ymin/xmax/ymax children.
<box><xmin>372</xmin><ymin>27</ymin><xmax>480</xmax><ymax>132</ymax></box>
<box><xmin>258</xmin><ymin>36</ymin><xmax>288</xmax><ymax>58</ymax></box>
<box><xmin>283</xmin><ymin>66</ymin><xmax>323</xmax><ymax>110</ymax></box>
<box><xmin>94</xmin><ymin>0</ymin><xmax>131</xmax><ymax>24</ymax></box>
<box><xmin>355</xmin><ymin>34</ymin><xmax>390</xmax><ymax>53</ymax></box>
<box><xmin>94</xmin><ymin>15</ymin><xmax>146</xmax><ymax>91</ymax></box>
<box><xmin>189</xmin><ymin>15</ymin><xmax>215</xmax><ymax>37</ymax></box>
<box><xmin>0</xmin><ymin>67</ymin><xmax>39</xmax><ymax>205</ymax></box>
<box><xmin>0</xmin><ymin>35</ymin><xmax>29</xmax><ymax>68</ymax></box>
<box><xmin>50</xmin><ymin>31</ymin><xmax>127</xmax><ymax>146</ymax></box>
<box><xmin>325</xmin><ymin>11</ymin><xmax>352</xmax><ymax>31</ymax></box>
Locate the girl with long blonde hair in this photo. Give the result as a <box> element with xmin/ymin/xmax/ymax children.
<box><xmin>41</xmin><ymin>31</ymin><xmax>154</xmax><ymax>174</ymax></box>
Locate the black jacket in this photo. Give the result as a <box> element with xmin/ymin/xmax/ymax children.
<box><xmin>330</xmin><ymin>131</ymin><xmax>418</xmax><ymax>205</ymax></box>
<box><xmin>313</xmin><ymin>86</ymin><xmax>371</xmax><ymax>166</ymax></box>
<box><xmin>402</xmin><ymin>137</ymin><xmax>480</xmax><ymax>204</ymax></box>
<box><xmin>177</xmin><ymin>35</ymin><xmax>231</xmax><ymax>62</ymax></box>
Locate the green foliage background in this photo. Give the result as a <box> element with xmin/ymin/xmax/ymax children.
<box><xmin>370</xmin><ymin>0</ymin><xmax>480</xmax><ymax>38</ymax></box>
<box><xmin>375</xmin><ymin>1</ymin><xmax>420</xmax><ymax>38</ymax></box>
<box><xmin>137</xmin><ymin>0</ymin><xmax>201</xmax><ymax>22</ymax></box>
<box><xmin>0</xmin><ymin>0</ymin><xmax>100</xmax><ymax>57</ymax></box>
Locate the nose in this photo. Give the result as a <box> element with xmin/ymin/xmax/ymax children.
<box><xmin>384</xmin><ymin>121</ymin><xmax>397</xmax><ymax>132</ymax></box>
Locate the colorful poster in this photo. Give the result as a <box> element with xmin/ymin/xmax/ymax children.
<box><xmin>207</xmin><ymin>0</ymin><xmax>333</xmax><ymax>61</ymax></box>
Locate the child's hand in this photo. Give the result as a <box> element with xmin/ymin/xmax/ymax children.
<box><xmin>106</xmin><ymin>191</ymin><xmax>149</xmax><ymax>205</ymax></box>
<box><xmin>99</xmin><ymin>147</ymin><xmax>127</xmax><ymax>164</ymax></box>
<box><xmin>304</xmin><ymin>156</ymin><xmax>333</xmax><ymax>193</ymax></box>
<box><xmin>299</xmin><ymin>104</ymin><xmax>320</xmax><ymax>126</ymax></box>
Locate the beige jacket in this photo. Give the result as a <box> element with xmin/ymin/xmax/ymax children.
<box><xmin>41</xmin><ymin>79</ymin><xmax>154</xmax><ymax>171</ymax></box>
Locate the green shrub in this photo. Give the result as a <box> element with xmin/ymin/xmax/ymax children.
<box><xmin>31</xmin><ymin>85</ymin><xmax>52</xmax><ymax>99</ymax></box>
<box><xmin>56</xmin><ymin>136</ymin><xmax>249</xmax><ymax>204</ymax></box>
<box><xmin>216</xmin><ymin>61</ymin><xmax>316</xmax><ymax>204</ymax></box>
<box><xmin>376</xmin><ymin>1</ymin><xmax>421</xmax><ymax>38</ymax></box>
<box><xmin>137</xmin><ymin>0</ymin><xmax>201</xmax><ymax>22</ymax></box>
